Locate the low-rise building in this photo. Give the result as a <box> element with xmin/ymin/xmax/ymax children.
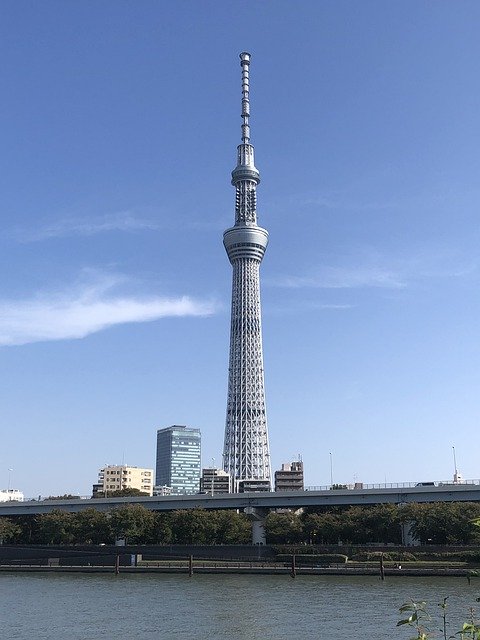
<box><xmin>93</xmin><ymin>465</ymin><xmax>154</xmax><ymax>496</ymax></box>
<box><xmin>0</xmin><ymin>489</ymin><xmax>24</xmax><ymax>502</ymax></box>
<box><xmin>238</xmin><ymin>479</ymin><xmax>271</xmax><ymax>493</ymax></box>
<box><xmin>274</xmin><ymin>460</ymin><xmax>304</xmax><ymax>492</ymax></box>
<box><xmin>153</xmin><ymin>485</ymin><xmax>172</xmax><ymax>496</ymax></box>
<box><xmin>200</xmin><ymin>468</ymin><xmax>231</xmax><ymax>495</ymax></box>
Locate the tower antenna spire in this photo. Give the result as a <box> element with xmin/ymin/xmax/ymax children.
<box><xmin>240</xmin><ymin>52</ymin><xmax>251</xmax><ymax>144</ymax></box>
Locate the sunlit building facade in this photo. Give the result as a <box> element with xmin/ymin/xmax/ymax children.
<box><xmin>156</xmin><ymin>425</ymin><xmax>201</xmax><ymax>495</ymax></box>
<box><xmin>95</xmin><ymin>465</ymin><xmax>154</xmax><ymax>496</ymax></box>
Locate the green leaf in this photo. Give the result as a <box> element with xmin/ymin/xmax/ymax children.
<box><xmin>397</xmin><ymin>619</ymin><xmax>411</xmax><ymax>626</ymax></box>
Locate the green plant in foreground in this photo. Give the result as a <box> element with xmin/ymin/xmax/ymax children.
<box><xmin>397</xmin><ymin>600</ymin><xmax>431</xmax><ymax>639</ymax></box>
<box><xmin>438</xmin><ymin>597</ymin><xmax>449</xmax><ymax>640</ymax></box>
<box><xmin>398</xmin><ymin>598</ymin><xmax>480</xmax><ymax>640</ymax></box>
<box><xmin>456</xmin><ymin>606</ymin><xmax>480</xmax><ymax>640</ymax></box>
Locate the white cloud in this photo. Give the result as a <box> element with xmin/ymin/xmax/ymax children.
<box><xmin>10</xmin><ymin>209</ymin><xmax>230</xmax><ymax>242</ymax></box>
<box><xmin>270</xmin><ymin>241</ymin><xmax>480</xmax><ymax>293</ymax></box>
<box><xmin>301</xmin><ymin>193</ymin><xmax>402</xmax><ymax>212</ymax></box>
<box><xmin>17</xmin><ymin>211</ymin><xmax>160</xmax><ymax>242</ymax></box>
<box><xmin>272</xmin><ymin>265</ymin><xmax>406</xmax><ymax>290</ymax></box>
<box><xmin>0</xmin><ymin>272</ymin><xmax>216</xmax><ymax>347</ymax></box>
<box><xmin>267</xmin><ymin>301</ymin><xmax>354</xmax><ymax>316</ymax></box>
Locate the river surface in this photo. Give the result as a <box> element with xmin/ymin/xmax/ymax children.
<box><xmin>1</xmin><ymin>573</ymin><xmax>479</xmax><ymax>639</ymax></box>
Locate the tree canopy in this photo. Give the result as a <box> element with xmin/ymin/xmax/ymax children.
<box><xmin>2</xmin><ymin>501</ymin><xmax>480</xmax><ymax>546</ymax></box>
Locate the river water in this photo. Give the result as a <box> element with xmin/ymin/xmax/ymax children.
<box><xmin>1</xmin><ymin>573</ymin><xmax>479</xmax><ymax>639</ymax></box>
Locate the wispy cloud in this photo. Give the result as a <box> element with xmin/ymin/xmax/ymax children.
<box><xmin>10</xmin><ymin>209</ymin><xmax>230</xmax><ymax>242</ymax></box>
<box><xmin>270</xmin><ymin>242</ymin><xmax>479</xmax><ymax>293</ymax></box>
<box><xmin>267</xmin><ymin>301</ymin><xmax>354</xmax><ymax>316</ymax></box>
<box><xmin>15</xmin><ymin>211</ymin><xmax>160</xmax><ymax>242</ymax></box>
<box><xmin>301</xmin><ymin>193</ymin><xmax>402</xmax><ymax>212</ymax></box>
<box><xmin>270</xmin><ymin>265</ymin><xmax>406</xmax><ymax>290</ymax></box>
<box><xmin>0</xmin><ymin>272</ymin><xmax>217</xmax><ymax>347</ymax></box>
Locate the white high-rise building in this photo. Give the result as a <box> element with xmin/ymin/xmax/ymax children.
<box><xmin>222</xmin><ymin>53</ymin><xmax>271</xmax><ymax>493</ymax></box>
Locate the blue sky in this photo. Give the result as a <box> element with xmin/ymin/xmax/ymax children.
<box><xmin>1</xmin><ymin>1</ymin><xmax>480</xmax><ymax>497</ymax></box>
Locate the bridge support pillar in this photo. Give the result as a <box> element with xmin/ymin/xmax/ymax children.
<box><xmin>244</xmin><ymin>507</ymin><xmax>268</xmax><ymax>545</ymax></box>
<box><xmin>401</xmin><ymin>521</ymin><xmax>420</xmax><ymax>546</ymax></box>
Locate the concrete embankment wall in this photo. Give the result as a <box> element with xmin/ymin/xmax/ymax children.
<box><xmin>0</xmin><ymin>544</ymin><xmax>276</xmax><ymax>566</ymax></box>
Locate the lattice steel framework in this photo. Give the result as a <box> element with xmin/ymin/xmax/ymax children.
<box><xmin>222</xmin><ymin>52</ymin><xmax>271</xmax><ymax>489</ymax></box>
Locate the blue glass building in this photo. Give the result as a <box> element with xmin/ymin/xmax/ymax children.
<box><xmin>155</xmin><ymin>425</ymin><xmax>201</xmax><ymax>495</ymax></box>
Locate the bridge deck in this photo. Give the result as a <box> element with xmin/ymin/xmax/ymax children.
<box><xmin>1</xmin><ymin>483</ymin><xmax>480</xmax><ymax>516</ymax></box>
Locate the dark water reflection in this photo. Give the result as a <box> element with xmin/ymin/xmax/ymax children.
<box><xmin>1</xmin><ymin>573</ymin><xmax>478</xmax><ymax>639</ymax></box>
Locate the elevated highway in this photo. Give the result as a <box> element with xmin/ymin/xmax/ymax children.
<box><xmin>1</xmin><ymin>482</ymin><xmax>480</xmax><ymax>517</ymax></box>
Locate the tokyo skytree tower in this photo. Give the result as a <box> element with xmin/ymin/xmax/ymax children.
<box><xmin>222</xmin><ymin>52</ymin><xmax>271</xmax><ymax>491</ymax></box>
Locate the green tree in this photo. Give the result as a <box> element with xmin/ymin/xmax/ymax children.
<box><xmin>265</xmin><ymin>512</ymin><xmax>305</xmax><ymax>544</ymax></box>
<box><xmin>9</xmin><ymin>515</ymin><xmax>38</xmax><ymax>544</ymax></box>
<box><xmin>109</xmin><ymin>505</ymin><xmax>155</xmax><ymax>543</ymax></box>
<box><xmin>73</xmin><ymin>509</ymin><xmax>113</xmax><ymax>544</ymax></box>
<box><xmin>334</xmin><ymin>506</ymin><xmax>366</xmax><ymax>544</ymax></box>
<box><xmin>151</xmin><ymin>512</ymin><xmax>173</xmax><ymax>544</ymax></box>
<box><xmin>35</xmin><ymin>510</ymin><xmax>75</xmax><ymax>544</ymax></box>
<box><xmin>93</xmin><ymin>488</ymin><xmax>149</xmax><ymax>498</ymax></box>
<box><xmin>170</xmin><ymin>509</ymin><xmax>214</xmax><ymax>544</ymax></box>
<box><xmin>0</xmin><ymin>517</ymin><xmax>21</xmax><ymax>544</ymax></box>
<box><xmin>211</xmin><ymin>510</ymin><xmax>251</xmax><ymax>544</ymax></box>
<box><xmin>344</xmin><ymin>504</ymin><xmax>402</xmax><ymax>544</ymax></box>
<box><xmin>404</xmin><ymin>502</ymin><xmax>480</xmax><ymax>545</ymax></box>
<box><xmin>303</xmin><ymin>512</ymin><xmax>343</xmax><ymax>544</ymax></box>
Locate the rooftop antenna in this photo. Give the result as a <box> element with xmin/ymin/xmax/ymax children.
<box><xmin>452</xmin><ymin>445</ymin><xmax>463</xmax><ymax>483</ymax></box>
<box><xmin>452</xmin><ymin>445</ymin><xmax>458</xmax><ymax>477</ymax></box>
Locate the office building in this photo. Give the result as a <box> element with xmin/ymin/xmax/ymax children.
<box><xmin>94</xmin><ymin>465</ymin><xmax>154</xmax><ymax>496</ymax></box>
<box><xmin>156</xmin><ymin>425</ymin><xmax>201</xmax><ymax>495</ymax></box>
<box><xmin>275</xmin><ymin>461</ymin><xmax>304</xmax><ymax>492</ymax></box>
<box><xmin>222</xmin><ymin>52</ymin><xmax>271</xmax><ymax>492</ymax></box>
<box><xmin>200</xmin><ymin>467</ymin><xmax>231</xmax><ymax>495</ymax></box>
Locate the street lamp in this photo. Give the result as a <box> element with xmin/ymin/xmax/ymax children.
<box><xmin>7</xmin><ymin>468</ymin><xmax>13</xmax><ymax>493</ymax></box>
<box><xmin>329</xmin><ymin>453</ymin><xmax>333</xmax><ymax>487</ymax></box>
<box><xmin>211</xmin><ymin>458</ymin><xmax>215</xmax><ymax>497</ymax></box>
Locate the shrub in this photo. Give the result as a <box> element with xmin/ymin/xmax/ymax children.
<box><xmin>276</xmin><ymin>553</ymin><xmax>348</xmax><ymax>565</ymax></box>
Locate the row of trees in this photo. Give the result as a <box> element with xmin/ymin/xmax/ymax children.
<box><xmin>0</xmin><ymin>507</ymin><xmax>251</xmax><ymax>545</ymax></box>
<box><xmin>268</xmin><ymin>503</ymin><xmax>480</xmax><ymax>545</ymax></box>
<box><xmin>1</xmin><ymin>502</ymin><xmax>480</xmax><ymax>546</ymax></box>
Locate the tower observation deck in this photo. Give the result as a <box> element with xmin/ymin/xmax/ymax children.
<box><xmin>222</xmin><ymin>52</ymin><xmax>271</xmax><ymax>492</ymax></box>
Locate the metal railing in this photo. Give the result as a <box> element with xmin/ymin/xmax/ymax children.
<box><xmin>304</xmin><ymin>479</ymin><xmax>480</xmax><ymax>492</ymax></box>
<box><xmin>6</xmin><ymin>479</ymin><xmax>480</xmax><ymax>503</ymax></box>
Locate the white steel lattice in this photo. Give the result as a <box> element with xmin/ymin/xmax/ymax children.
<box><xmin>223</xmin><ymin>257</ymin><xmax>270</xmax><ymax>483</ymax></box>
<box><xmin>222</xmin><ymin>52</ymin><xmax>271</xmax><ymax>489</ymax></box>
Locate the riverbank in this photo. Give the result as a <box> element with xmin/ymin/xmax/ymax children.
<box><xmin>0</xmin><ymin>563</ymin><xmax>475</xmax><ymax>577</ymax></box>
